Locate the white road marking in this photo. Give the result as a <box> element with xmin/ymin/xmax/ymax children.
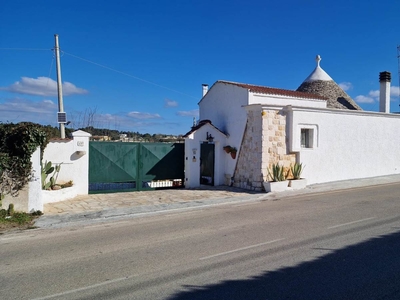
<box><xmin>199</xmin><ymin>238</ymin><xmax>285</xmax><ymax>260</ymax></box>
<box><xmin>327</xmin><ymin>217</ymin><xmax>376</xmax><ymax>229</ymax></box>
<box><xmin>32</xmin><ymin>275</ymin><xmax>135</xmax><ymax>300</ymax></box>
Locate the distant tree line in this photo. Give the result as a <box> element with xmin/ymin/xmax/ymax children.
<box><xmin>81</xmin><ymin>126</ymin><xmax>183</xmax><ymax>142</ymax></box>
<box><xmin>0</xmin><ymin>121</ymin><xmax>182</xmax><ymax>143</ymax></box>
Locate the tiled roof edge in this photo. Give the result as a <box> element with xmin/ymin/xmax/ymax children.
<box><xmin>217</xmin><ymin>80</ymin><xmax>327</xmax><ymax>101</ymax></box>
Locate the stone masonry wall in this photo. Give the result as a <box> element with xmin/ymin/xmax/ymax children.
<box><xmin>233</xmin><ymin>108</ymin><xmax>295</xmax><ymax>191</ymax></box>
<box><xmin>233</xmin><ymin>109</ymin><xmax>263</xmax><ymax>191</ymax></box>
<box><xmin>297</xmin><ymin>80</ymin><xmax>362</xmax><ymax>110</ymax></box>
<box><xmin>262</xmin><ymin>110</ymin><xmax>295</xmax><ymax>181</ymax></box>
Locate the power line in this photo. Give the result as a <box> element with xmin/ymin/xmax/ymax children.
<box><xmin>62</xmin><ymin>51</ymin><xmax>198</xmax><ymax>99</ymax></box>
<box><xmin>0</xmin><ymin>47</ymin><xmax>198</xmax><ymax>100</ymax></box>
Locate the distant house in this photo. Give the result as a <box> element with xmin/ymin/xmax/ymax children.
<box><xmin>90</xmin><ymin>135</ymin><xmax>111</xmax><ymax>141</ymax></box>
<box><xmin>184</xmin><ymin>56</ymin><xmax>400</xmax><ymax>191</ymax></box>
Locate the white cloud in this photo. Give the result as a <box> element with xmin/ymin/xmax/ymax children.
<box><xmin>368</xmin><ymin>90</ymin><xmax>379</xmax><ymax>98</ymax></box>
<box><xmin>176</xmin><ymin>109</ymin><xmax>199</xmax><ymax>117</ymax></box>
<box><xmin>0</xmin><ymin>76</ymin><xmax>88</xmax><ymax>96</ymax></box>
<box><xmin>0</xmin><ymin>97</ymin><xmax>56</xmax><ymax>113</ymax></box>
<box><xmin>127</xmin><ymin>111</ymin><xmax>161</xmax><ymax>119</ymax></box>
<box><xmin>0</xmin><ymin>97</ymin><xmax>58</xmax><ymax>124</ymax></box>
<box><xmin>355</xmin><ymin>85</ymin><xmax>400</xmax><ymax>104</ymax></box>
<box><xmin>164</xmin><ymin>99</ymin><xmax>178</xmax><ymax>107</ymax></box>
<box><xmin>354</xmin><ymin>95</ymin><xmax>375</xmax><ymax>103</ymax></box>
<box><xmin>390</xmin><ymin>86</ymin><xmax>400</xmax><ymax>97</ymax></box>
<box><xmin>339</xmin><ymin>82</ymin><xmax>353</xmax><ymax>91</ymax></box>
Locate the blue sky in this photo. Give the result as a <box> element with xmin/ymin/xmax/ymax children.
<box><xmin>1</xmin><ymin>0</ymin><xmax>399</xmax><ymax>135</ymax></box>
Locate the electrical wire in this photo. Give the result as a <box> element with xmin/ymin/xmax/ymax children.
<box><xmin>62</xmin><ymin>51</ymin><xmax>198</xmax><ymax>99</ymax></box>
<box><xmin>0</xmin><ymin>47</ymin><xmax>198</xmax><ymax>100</ymax></box>
<box><xmin>46</xmin><ymin>54</ymin><xmax>55</xmax><ymax>87</ymax></box>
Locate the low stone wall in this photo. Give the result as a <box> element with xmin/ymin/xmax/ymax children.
<box><xmin>42</xmin><ymin>186</ymin><xmax>80</xmax><ymax>204</ymax></box>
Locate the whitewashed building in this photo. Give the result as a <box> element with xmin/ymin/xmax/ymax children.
<box><xmin>184</xmin><ymin>56</ymin><xmax>400</xmax><ymax>191</ymax></box>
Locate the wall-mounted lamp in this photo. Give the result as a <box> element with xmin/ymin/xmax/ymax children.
<box><xmin>206</xmin><ymin>132</ymin><xmax>214</xmax><ymax>143</ymax></box>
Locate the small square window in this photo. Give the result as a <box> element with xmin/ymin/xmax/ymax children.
<box><xmin>301</xmin><ymin>128</ymin><xmax>313</xmax><ymax>148</ymax></box>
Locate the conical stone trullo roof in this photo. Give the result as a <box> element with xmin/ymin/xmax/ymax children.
<box><xmin>296</xmin><ymin>55</ymin><xmax>362</xmax><ymax>110</ymax></box>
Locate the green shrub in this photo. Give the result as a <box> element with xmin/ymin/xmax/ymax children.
<box><xmin>0</xmin><ymin>122</ymin><xmax>49</xmax><ymax>198</ymax></box>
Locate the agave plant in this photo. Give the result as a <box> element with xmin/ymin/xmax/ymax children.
<box><xmin>290</xmin><ymin>162</ymin><xmax>305</xmax><ymax>180</ymax></box>
<box><xmin>267</xmin><ymin>163</ymin><xmax>287</xmax><ymax>182</ymax></box>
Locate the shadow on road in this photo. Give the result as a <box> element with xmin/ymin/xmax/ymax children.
<box><xmin>168</xmin><ymin>230</ymin><xmax>400</xmax><ymax>300</ymax></box>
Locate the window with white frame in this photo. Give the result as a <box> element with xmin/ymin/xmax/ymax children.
<box><xmin>301</xmin><ymin>128</ymin><xmax>313</xmax><ymax>148</ymax></box>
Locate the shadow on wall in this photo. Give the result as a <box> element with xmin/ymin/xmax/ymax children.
<box><xmin>146</xmin><ymin>143</ymin><xmax>185</xmax><ymax>181</ymax></box>
<box><xmin>70</xmin><ymin>151</ymin><xmax>87</xmax><ymax>161</ymax></box>
<box><xmin>167</xmin><ymin>228</ymin><xmax>400</xmax><ymax>300</ymax></box>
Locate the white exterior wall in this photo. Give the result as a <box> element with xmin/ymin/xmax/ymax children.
<box><xmin>196</xmin><ymin>83</ymin><xmax>328</xmax><ymax>189</ymax></box>
<box><xmin>42</xmin><ymin>130</ymin><xmax>91</xmax><ymax>204</ymax></box>
<box><xmin>286</xmin><ymin>106</ymin><xmax>400</xmax><ymax>184</ymax></box>
<box><xmin>184</xmin><ymin>124</ymin><xmax>226</xmax><ymax>188</ymax></box>
<box><xmin>250</xmin><ymin>94</ymin><xmax>327</xmax><ymax>108</ymax></box>
<box><xmin>2</xmin><ymin>147</ymin><xmax>42</xmax><ymax>212</ymax></box>
<box><xmin>28</xmin><ymin>147</ymin><xmax>42</xmax><ymax>211</ymax></box>
<box><xmin>199</xmin><ymin>83</ymin><xmax>249</xmax><ymax>178</ymax></box>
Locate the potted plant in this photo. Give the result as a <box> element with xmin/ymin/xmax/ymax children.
<box><xmin>289</xmin><ymin>162</ymin><xmax>307</xmax><ymax>189</ymax></box>
<box><xmin>223</xmin><ymin>145</ymin><xmax>232</xmax><ymax>153</ymax></box>
<box><xmin>230</xmin><ymin>147</ymin><xmax>237</xmax><ymax>159</ymax></box>
<box><xmin>263</xmin><ymin>163</ymin><xmax>289</xmax><ymax>192</ymax></box>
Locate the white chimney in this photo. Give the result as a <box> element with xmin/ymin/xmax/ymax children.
<box><xmin>202</xmin><ymin>84</ymin><xmax>209</xmax><ymax>97</ymax></box>
<box><xmin>379</xmin><ymin>71</ymin><xmax>391</xmax><ymax>113</ymax></box>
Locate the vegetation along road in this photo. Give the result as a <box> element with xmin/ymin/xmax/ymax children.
<box><xmin>1</xmin><ymin>182</ymin><xmax>400</xmax><ymax>299</ymax></box>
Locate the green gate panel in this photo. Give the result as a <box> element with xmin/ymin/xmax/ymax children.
<box><xmin>89</xmin><ymin>142</ymin><xmax>138</xmax><ymax>183</ymax></box>
<box><xmin>140</xmin><ymin>143</ymin><xmax>184</xmax><ymax>182</ymax></box>
<box><xmin>89</xmin><ymin>142</ymin><xmax>184</xmax><ymax>192</ymax></box>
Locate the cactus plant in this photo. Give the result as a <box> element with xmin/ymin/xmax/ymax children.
<box><xmin>41</xmin><ymin>161</ymin><xmax>62</xmax><ymax>189</ymax></box>
<box><xmin>7</xmin><ymin>203</ymin><xmax>14</xmax><ymax>216</ymax></box>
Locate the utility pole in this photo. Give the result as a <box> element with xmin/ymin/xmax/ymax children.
<box><xmin>54</xmin><ymin>34</ymin><xmax>65</xmax><ymax>138</ymax></box>
<box><xmin>398</xmin><ymin>45</ymin><xmax>400</xmax><ymax>100</ymax></box>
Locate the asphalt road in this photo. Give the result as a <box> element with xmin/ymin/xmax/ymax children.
<box><xmin>1</xmin><ymin>182</ymin><xmax>400</xmax><ymax>299</ymax></box>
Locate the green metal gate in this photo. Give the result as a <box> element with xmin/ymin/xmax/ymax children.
<box><xmin>89</xmin><ymin>142</ymin><xmax>184</xmax><ymax>193</ymax></box>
